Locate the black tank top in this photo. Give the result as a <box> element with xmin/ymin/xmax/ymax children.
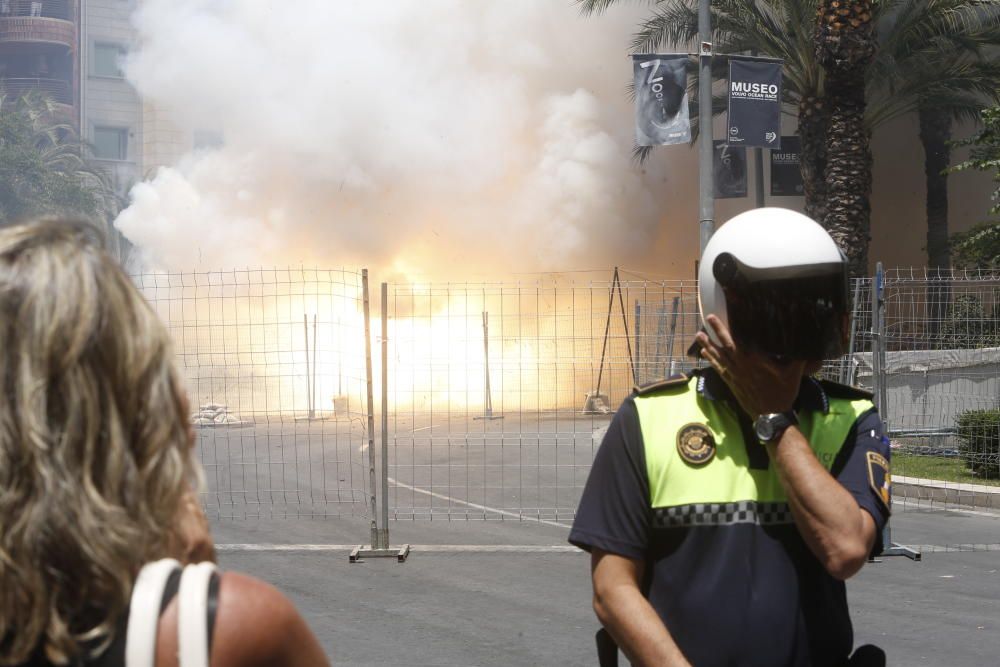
<box><xmin>19</xmin><ymin>569</ymin><xmax>220</xmax><ymax>667</ymax></box>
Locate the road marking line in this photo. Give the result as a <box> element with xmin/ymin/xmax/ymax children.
<box><xmin>388</xmin><ymin>477</ymin><xmax>573</xmax><ymax>529</ymax></box>
<box><xmin>216</xmin><ymin>544</ymin><xmax>580</xmax><ymax>553</ymax></box>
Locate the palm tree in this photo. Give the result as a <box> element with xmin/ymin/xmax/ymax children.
<box><xmin>0</xmin><ymin>92</ymin><xmax>120</xmax><ymax>225</ymax></box>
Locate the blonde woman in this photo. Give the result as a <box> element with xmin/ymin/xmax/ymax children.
<box><xmin>0</xmin><ymin>220</ymin><xmax>330</xmax><ymax>667</ymax></box>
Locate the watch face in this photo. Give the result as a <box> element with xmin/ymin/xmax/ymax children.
<box><xmin>755</xmin><ymin>417</ymin><xmax>775</xmax><ymax>441</ymax></box>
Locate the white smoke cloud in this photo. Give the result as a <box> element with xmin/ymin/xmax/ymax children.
<box><xmin>116</xmin><ymin>0</ymin><xmax>664</xmax><ymax>276</ymax></box>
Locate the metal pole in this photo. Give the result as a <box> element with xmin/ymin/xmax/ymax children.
<box><xmin>666</xmin><ymin>296</ymin><xmax>681</xmax><ymax>377</ymax></box>
<box><xmin>304</xmin><ymin>314</ymin><xmax>312</xmax><ymax>420</ymax></box>
<box><xmin>842</xmin><ymin>279</ymin><xmax>863</xmax><ymax>384</ymax></box>
<box><xmin>754</xmin><ymin>147</ymin><xmax>765</xmax><ymax>207</ymax></box>
<box><xmin>698</xmin><ymin>0</ymin><xmax>715</xmax><ymax>253</ymax></box>
<box><xmin>751</xmin><ymin>49</ymin><xmax>766</xmax><ymax>209</ymax></box>
<box><xmin>312</xmin><ymin>314</ymin><xmax>317</xmax><ymax>418</ymax></box>
<box><xmin>634</xmin><ymin>300</ymin><xmax>641</xmax><ymax>384</ymax></box>
<box><xmin>875</xmin><ymin>263</ymin><xmax>889</xmax><ymax>425</ymax></box>
<box><xmin>870</xmin><ymin>262</ymin><xmax>920</xmax><ymax>561</ymax></box>
<box><xmin>483</xmin><ymin>311</ymin><xmax>491</xmax><ymax>417</ymax></box>
<box><xmin>594</xmin><ymin>269</ymin><xmax>618</xmax><ymax>396</ymax></box>
<box><xmin>380</xmin><ymin>282</ymin><xmax>389</xmax><ymax>549</ymax></box>
<box><xmin>351</xmin><ymin>275</ymin><xmax>410</xmax><ymax>562</ymax></box>
<box><xmin>474</xmin><ymin>310</ymin><xmax>503</xmax><ymax>421</ymax></box>
<box><xmin>362</xmin><ymin>272</ymin><xmax>378</xmax><ymax>550</ymax></box>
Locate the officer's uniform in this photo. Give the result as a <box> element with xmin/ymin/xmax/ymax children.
<box><xmin>569</xmin><ymin>367</ymin><xmax>891</xmax><ymax>667</ymax></box>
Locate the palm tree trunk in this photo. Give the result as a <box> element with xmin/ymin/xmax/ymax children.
<box><xmin>799</xmin><ymin>95</ymin><xmax>830</xmax><ymax>225</ymax></box>
<box><xmin>815</xmin><ymin>0</ymin><xmax>877</xmax><ymax>277</ymax></box>
<box><xmin>918</xmin><ymin>106</ymin><xmax>953</xmax><ymax>341</ymax></box>
<box><xmin>919</xmin><ymin>107</ymin><xmax>952</xmax><ymax>273</ymax></box>
<box><xmin>823</xmin><ymin>75</ymin><xmax>872</xmax><ymax>278</ymax></box>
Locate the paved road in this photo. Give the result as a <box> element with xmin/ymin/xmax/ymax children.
<box><xmin>199</xmin><ymin>415</ymin><xmax>1000</xmax><ymax>665</ymax></box>
<box><xmin>211</xmin><ymin>505</ymin><xmax>1000</xmax><ymax>667</ymax></box>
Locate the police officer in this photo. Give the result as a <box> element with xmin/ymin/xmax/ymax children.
<box><xmin>570</xmin><ymin>208</ymin><xmax>891</xmax><ymax>667</ymax></box>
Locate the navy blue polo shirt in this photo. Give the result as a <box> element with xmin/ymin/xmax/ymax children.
<box><xmin>570</xmin><ymin>368</ymin><xmax>891</xmax><ymax>667</ymax></box>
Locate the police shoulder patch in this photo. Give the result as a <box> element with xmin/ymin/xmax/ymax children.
<box><xmin>866</xmin><ymin>451</ymin><xmax>891</xmax><ymax>513</ymax></box>
<box><xmin>818</xmin><ymin>378</ymin><xmax>875</xmax><ymax>401</ymax></box>
<box><xmin>633</xmin><ymin>373</ymin><xmax>690</xmax><ymax>396</ymax></box>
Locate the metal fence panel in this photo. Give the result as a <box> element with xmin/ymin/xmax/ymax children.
<box><xmin>871</xmin><ymin>269</ymin><xmax>1000</xmax><ymax>551</ymax></box>
<box><xmin>384</xmin><ymin>275</ymin><xmax>703</xmax><ymax>523</ymax></box>
<box><xmin>384</xmin><ymin>269</ymin><xmax>999</xmax><ymax>555</ymax></box>
<box><xmin>134</xmin><ymin>268</ymin><xmax>371</xmax><ymax>519</ymax></box>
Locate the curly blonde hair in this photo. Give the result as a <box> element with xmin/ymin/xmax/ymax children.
<box><xmin>0</xmin><ymin>219</ymin><xmax>199</xmax><ymax>665</ymax></box>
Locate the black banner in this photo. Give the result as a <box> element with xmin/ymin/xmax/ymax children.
<box><xmin>770</xmin><ymin>136</ymin><xmax>803</xmax><ymax>196</ymax></box>
<box><xmin>727</xmin><ymin>59</ymin><xmax>782</xmax><ymax>149</ymax></box>
<box><xmin>714</xmin><ymin>141</ymin><xmax>747</xmax><ymax>198</ymax></box>
<box><xmin>633</xmin><ymin>55</ymin><xmax>690</xmax><ymax>146</ymax></box>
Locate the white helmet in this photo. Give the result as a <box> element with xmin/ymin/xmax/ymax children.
<box><xmin>697</xmin><ymin>208</ymin><xmax>849</xmax><ymax>360</ymax></box>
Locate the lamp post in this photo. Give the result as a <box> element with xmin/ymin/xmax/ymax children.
<box><xmin>698</xmin><ymin>0</ymin><xmax>714</xmax><ymax>254</ymax></box>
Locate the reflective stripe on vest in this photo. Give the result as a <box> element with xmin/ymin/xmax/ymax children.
<box><xmin>633</xmin><ymin>378</ymin><xmax>873</xmax><ymax>526</ymax></box>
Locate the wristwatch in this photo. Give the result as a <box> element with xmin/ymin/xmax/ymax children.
<box><xmin>754</xmin><ymin>411</ymin><xmax>798</xmax><ymax>444</ymax></box>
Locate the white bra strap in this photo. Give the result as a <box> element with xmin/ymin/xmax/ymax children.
<box><xmin>178</xmin><ymin>562</ymin><xmax>219</xmax><ymax>667</ymax></box>
<box><xmin>125</xmin><ymin>558</ymin><xmax>181</xmax><ymax>667</ymax></box>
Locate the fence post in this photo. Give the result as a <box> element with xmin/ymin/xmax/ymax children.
<box><xmin>871</xmin><ymin>263</ymin><xmax>921</xmax><ymax>561</ymax></box>
<box><xmin>635</xmin><ymin>300</ymin><xmax>641</xmax><ymax>382</ymax></box>
<box><xmin>871</xmin><ymin>266</ymin><xmax>883</xmax><ymax>418</ymax></box>
<box><xmin>351</xmin><ymin>276</ymin><xmax>410</xmax><ymax>562</ymax></box>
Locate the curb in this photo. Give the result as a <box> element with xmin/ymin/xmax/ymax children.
<box><xmin>895</xmin><ymin>475</ymin><xmax>1000</xmax><ymax>511</ymax></box>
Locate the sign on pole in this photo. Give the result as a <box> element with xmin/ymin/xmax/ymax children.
<box><xmin>633</xmin><ymin>55</ymin><xmax>691</xmax><ymax>146</ymax></box>
<box><xmin>727</xmin><ymin>59</ymin><xmax>782</xmax><ymax>149</ymax></box>
<box><xmin>770</xmin><ymin>135</ymin><xmax>803</xmax><ymax>196</ymax></box>
<box><xmin>713</xmin><ymin>140</ymin><xmax>747</xmax><ymax>198</ymax></box>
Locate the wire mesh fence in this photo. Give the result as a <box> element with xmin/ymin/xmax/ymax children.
<box><xmin>383</xmin><ymin>274</ymin><xmax>704</xmax><ymax>523</ymax></box>
<box><xmin>132</xmin><ymin>264</ymin><xmax>1000</xmax><ymax>554</ymax></box>
<box><xmin>867</xmin><ymin>268</ymin><xmax>1000</xmax><ymax>551</ymax></box>
<box><xmin>134</xmin><ymin>268</ymin><xmax>372</xmax><ymax>519</ymax></box>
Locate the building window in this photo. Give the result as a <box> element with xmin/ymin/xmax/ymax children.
<box><xmin>93</xmin><ymin>127</ymin><xmax>128</xmax><ymax>160</ymax></box>
<box><xmin>93</xmin><ymin>43</ymin><xmax>126</xmax><ymax>78</ymax></box>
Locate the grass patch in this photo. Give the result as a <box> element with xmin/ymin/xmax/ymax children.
<box><xmin>894</xmin><ymin>453</ymin><xmax>1000</xmax><ymax>487</ymax></box>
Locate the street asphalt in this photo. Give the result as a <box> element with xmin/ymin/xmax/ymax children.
<box><xmin>211</xmin><ymin>505</ymin><xmax>1000</xmax><ymax>667</ymax></box>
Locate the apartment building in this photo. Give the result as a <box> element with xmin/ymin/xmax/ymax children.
<box><xmin>0</xmin><ymin>0</ymin><xmax>191</xmax><ymax>197</ymax></box>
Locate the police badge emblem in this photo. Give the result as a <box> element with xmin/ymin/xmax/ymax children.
<box><xmin>677</xmin><ymin>423</ymin><xmax>716</xmax><ymax>465</ymax></box>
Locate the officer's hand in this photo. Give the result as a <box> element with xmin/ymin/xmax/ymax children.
<box><xmin>696</xmin><ymin>315</ymin><xmax>805</xmax><ymax>416</ymax></box>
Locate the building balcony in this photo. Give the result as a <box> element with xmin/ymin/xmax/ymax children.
<box><xmin>0</xmin><ymin>1</ymin><xmax>75</xmax><ymax>48</ymax></box>
<box><xmin>1</xmin><ymin>76</ymin><xmax>71</xmax><ymax>104</ymax></box>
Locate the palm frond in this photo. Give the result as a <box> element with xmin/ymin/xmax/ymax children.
<box><xmin>576</xmin><ymin>0</ymin><xmax>662</xmax><ymax>17</ymax></box>
<box><xmin>630</xmin><ymin>0</ymin><xmax>699</xmax><ymax>52</ymax></box>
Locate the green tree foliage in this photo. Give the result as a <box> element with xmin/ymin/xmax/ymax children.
<box><xmin>947</xmin><ymin>102</ymin><xmax>1000</xmax><ymax>271</ymax></box>
<box><xmin>950</xmin><ymin>222</ymin><xmax>1000</xmax><ymax>270</ymax></box>
<box><xmin>940</xmin><ymin>294</ymin><xmax>1000</xmax><ymax>348</ymax></box>
<box><xmin>949</xmin><ymin>102</ymin><xmax>1000</xmax><ymax>217</ymax></box>
<box><xmin>0</xmin><ymin>93</ymin><xmax>118</xmax><ymax>225</ymax></box>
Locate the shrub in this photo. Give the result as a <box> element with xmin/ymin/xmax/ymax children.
<box><xmin>939</xmin><ymin>295</ymin><xmax>1000</xmax><ymax>349</ymax></box>
<box><xmin>955</xmin><ymin>409</ymin><xmax>1000</xmax><ymax>480</ymax></box>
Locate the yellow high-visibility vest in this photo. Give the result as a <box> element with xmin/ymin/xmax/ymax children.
<box><xmin>633</xmin><ymin>375</ymin><xmax>874</xmax><ymax>524</ymax></box>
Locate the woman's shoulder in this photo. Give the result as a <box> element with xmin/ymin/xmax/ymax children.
<box><xmin>156</xmin><ymin>571</ymin><xmax>329</xmax><ymax>667</ymax></box>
